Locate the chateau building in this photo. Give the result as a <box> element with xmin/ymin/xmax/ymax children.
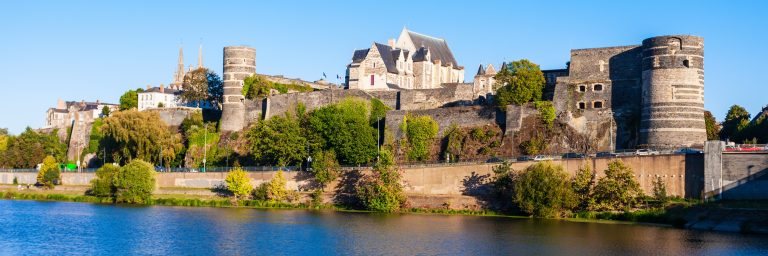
<box><xmin>346</xmin><ymin>28</ymin><xmax>465</xmax><ymax>91</ymax></box>
<box><xmin>45</xmin><ymin>99</ymin><xmax>117</xmax><ymax>129</ymax></box>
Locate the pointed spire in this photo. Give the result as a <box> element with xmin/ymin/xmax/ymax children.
<box><xmin>476</xmin><ymin>64</ymin><xmax>486</xmax><ymax>76</ymax></box>
<box><xmin>486</xmin><ymin>64</ymin><xmax>497</xmax><ymax>75</ymax></box>
<box><xmin>172</xmin><ymin>45</ymin><xmax>185</xmax><ymax>86</ymax></box>
<box><xmin>500</xmin><ymin>62</ymin><xmax>508</xmax><ymax>71</ymax></box>
<box><xmin>197</xmin><ymin>43</ymin><xmax>203</xmax><ymax>69</ymax></box>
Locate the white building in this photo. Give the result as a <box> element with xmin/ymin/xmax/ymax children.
<box><xmin>45</xmin><ymin>99</ymin><xmax>118</xmax><ymax>129</ymax></box>
<box><xmin>137</xmin><ymin>85</ymin><xmax>183</xmax><ymax>111</ymax></box>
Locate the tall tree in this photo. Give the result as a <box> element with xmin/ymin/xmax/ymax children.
<box><xmin>207</xmin><ymin>70</ymin><xmax>223</xmax><ymax>108</ymax></box>
<box><xmin>0</xmin><ymin>128</ymin><xmax>66</xmax><ymax>168</ymax></box>
<box><xmin>100</xmin><ymin>110</ymin><xmax>183</xmax><ymax>165</ymax></box>
<box><xmin>494</xmin><ymin>59</ymin><xmax>546</xmax><ymax>106</ymax></box>
<box><xmin>703</xmin><ymin>110</ymin><xmax>721</xmax><ymax>140</ymax></box>
<box><xmin>182</xmin><ymin>68</ymin><xmax>222</xmax><ymax>109</ymax></box>
<box><xmin>719</xmin><ymin>105</ymin><xmax>750</xmax><ymax>141</ymax></box>
<box><xmin>119</xmin><ymin>88</ymin><xmax>142</xmax><ymax>110</ymax></box>
<box><xmin>248</xmin><ymin>113</ymin><xmax>307</xmax><ymax>166</ymax></box>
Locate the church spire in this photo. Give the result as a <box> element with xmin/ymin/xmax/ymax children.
<box><xmin>197</xmin><ymin>44</ymin><xmax>203</xmax><ymax>69</ymax></box>
<box><xmin>171</xmin><ymin>45</ymin><xmax>185</xmax><ymax>88</ymax></box>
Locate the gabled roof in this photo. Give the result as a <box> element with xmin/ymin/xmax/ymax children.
<box><xmin>351</xmin><ymin>49</ymin><xmax>370</xmax><ymax>63</ymax></box>
<box><xmin>411</xmin><ymin>47</ymin><xmax>429</xmax><ymax>62</ymax></box>
<box><xmin>485</xmin><ymin>64</ymin><xmax>496</xmax><ymax>75</ymax></box>
<box><xmin>373</xmin><ymin>43</ymin><xmax>399</xmax><ymax>74</ymax></box>
<box><xmin>402</xmin><ymin>29</ymin><xmax>458</xmax><ymax>67</ymax></box>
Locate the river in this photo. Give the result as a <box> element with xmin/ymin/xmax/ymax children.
<box><xmin>0</xmin><ymin>200</ymin><xmax>766</xmax><ymax>255</ymax></box>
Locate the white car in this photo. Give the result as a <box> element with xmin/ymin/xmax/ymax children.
<box><xmin>533</xmin><ymin>155</ymin><xmax>554</xmax><ymax>161</ymax></box>
<box><xmin>635</xmin><ymin>149</ymin><xmax>659</xmax><ymax>156</ymax></box>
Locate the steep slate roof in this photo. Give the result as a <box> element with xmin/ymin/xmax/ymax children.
<box><xmin>405</xmin><ymin>30</ymin><xmax>458</xmax><ymax>67</ymax></box>
<box><xmin>476</xmin><ymin>64</ymin><xmax>486</xmax><ymax>76</ymax></box>
<box><xmin>351</xmin><ymin>49</ymin><xmax>370</xmax><ymax>63</ymax></box>
<box><xmin>391</xmin><ymin>49</ymin><xmax>410</xmax><ymax>62</ymax></box>
<box><xmin>373</xmin><ymin>43</ymin><xmax>399</xmax><ymax>74</ymax></box>
<box><xmin>143</xmin><ymin>87</ymin><xmax>182</xmax><ymax>95</ymax></box>
<box><xmin>411</xmin><ymin>47</ymin><xmax>429</xmax><ymax>62</ymax></box>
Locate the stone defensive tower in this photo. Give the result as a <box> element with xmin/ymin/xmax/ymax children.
<box><xmin>221</xmin><ymin>46</ymin><xmax>256</xmax><ymax>132</ymax></box>
<box><xmin>640</xmin><ymin>35</ymin><xmax>705</xmax><ymax>148</ymax></box>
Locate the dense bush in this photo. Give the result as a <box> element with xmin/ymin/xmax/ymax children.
<box><xmin>89</xmin><ymin>164</ymin><xmax>120</xmax><ymax>197</ymax></box>
<box><xmin>593</xmin><ymin>160</ymin><xmax>643</xmax><ymax>211</ymax></box>
<box><xmin>308</xmin><ymin>98</ymin><xmax>378</xmax><ymax>165</ymax></box>
<box><xmin>492</xmin><ymin>161</ymin><xmax>515</xmax><ymax>198</ymax></box>
<box><xmin>513</xmin><ymin>161</ymin><xmax>576</xmax><ymax>217</ymax></box>
<box><xmin>494</xmin><ymin>59</ymin><xmax>546</xmax><ymax>106</ymax></box>
<box><xmin>534</xmin><ymin>101</ymin><xmax>556</xmax><ymax>128</ymax></box>
<box><xmin>401</xmin><ymin>114</ymin><xmax>439</xmax><ymax>161</ymax></box>
<box><xmin>519</xmin><ymin>134</ymin><xmax>547</xmax><ymax>155</ymax></box>
<box><xmin>253</xmin><ymin>170</ymin><xmax>298</xmax><ymax>203</ymax></box>
<box><xmin>356</xmin><ymin>149</ymin><xmax>406</xmax><ymax>212</ymax></box>
<box><xmin>442</xmin><ymin>124</ymin><xmax>465</xmax><ymax>161</ymax></box>
<box><xmin>36</xmin><ymin>155</ymin><xmax>60</xmax><ymax>188</ymax></box>
<box><xmin>310</xmin><ymin>150</ymin><xmax>341</xmax><ymax>190</ymax></box>
<box><xmin>225</xmin><ymin>167</ymin><xmax>253</xmax><ymax>200</ymax></box>
<box><xmin>248</xmin><ymin>114</ymin><xmax>307</xmax><ymax>166</ymax></box>
<box><xmin>114</xmin><ymin>160</ymin><xmax>156</xmax><ymax>204</ymax></box>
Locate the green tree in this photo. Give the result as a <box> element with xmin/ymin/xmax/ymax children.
<box><xmin>513</xmin><ymin>161</ymin><xmax>576</xmax><ymax>217</ymax></box>
<box><xmin>652</xmin><ymin>176</ymin><xmax>668</xmax><ymax>203</ymax></box>
<box><xmin>253</xmin><ymin>170</ymin><xmax>293</xmax><ymax>202</ymax></box>
<box><xmin>704</xmin><ymin>110</ymin><xmax>721</xmax><ymax>140</ymax></box>
<box><xmin>719</xmin><ymin>105</ymin><xmax>750</xmax><ymax>141</ymax></box>
<box><xmin>0</xmin><ymin>128</ymin><xmax>9</xmax><ymax>152</ymax></box>
<box><xmin>206</xmin><ymin>70</ymin><xmax>224</xmax><ymax>108</ymax></box>
<box><xmin>370</xmin><ymin>98</ymin><xmax>390</xmax><ymax>125</ymax></box>
<box><xmin>36</xmin><ymin>155</ymin><xmax>60</xmax><ymax>188</ymax></box>
<box><xmin>593</xmin><ymin>160</ymin><xmax>643</xmax><ymax>211</ymax></box>
<box><xmin>356</xmin><ymin>149</ymin><xmax>406</xmax><ymax>212</ymax></box>
<box><xmin>90</xmin><ymin>164</ymin><xmax>120</xmax><ymax>197</ymax></box>
<box><xmin>114</xmin><ymin>159</ymin><xmax>155</xmax><ymax>204</ymax></box>
<box><xmin>534</xmin><ymin>101</ymin><xmax>556</xmax><ymax>128</ymax></box>
<box><xmin>101</xmin><ymin>106</ymin><xmax>111</xmax><ymax>117</ymax></box>
<box><xmin>443</xmin><ymin>124</ymin><xmax>465</xmax><ymax>161</ymax></box>
<box><xmin>248</xmin><ymin>113</ymin><xmax>307</xmax><ymax>166</ymax></box>
<box><xmin>225</xmin><ymin>167</ymin><xmax>253</xmax><ymax>200</ymax></box>
<box><xmin>119</xmin><ymin>88</ymin><xmax>142</xmax><ymax>110</ymax></box>
<box><xmin>571</xmin><ymin>163</ymin><xmax>595</xmax><ymax>211</ymax></box>
<box><xmin>181</xmin><ymin>68</ymin><xmax>209</xmax><ymax>107</ymax></box>
<box><xmin>0</xmin><ymin>128</ymin><xmax>66</xmax><ymax>168</ymax></box>
<box><xmin>101</xmin><ymin>110</ymin><xmax>183</xmax><ymax>166</ymax></box>
<box><xmin>401</xmin><ymin>114</ymin><xmax>439</xmax><ymax>161</ymax></box>
<box><xmin>492</xmin><ymin>161</ymin><xmax>516</xmax><ymax>198</ymax></box>
<box><xmin>308</xmin><ymin>98</ymin><xmax>378</xmax><ymax>165</ymax></box>
<box><xmin>494</xmin><ymin>59</ymin><xmax>546</xmax><ymax>106</ymax></box>
<box><xmin>311</xmin><ymin>150</ymin><xmax>341</xmax><ymax>191</ymax></box>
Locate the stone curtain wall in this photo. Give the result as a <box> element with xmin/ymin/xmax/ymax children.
<box><xmin>385</xmin><ymin>106</ymin><xmax>500</xmax><ymax>139</ymax></box>
<box><xmin>149</xmin><ymin>108</ymin><xmax>198</xmax><ymax>127</ymax></box>
<box><xmin>704</xmin><ymin>141</ymin><xmax>768</xmax><ymax>200</ymax></box>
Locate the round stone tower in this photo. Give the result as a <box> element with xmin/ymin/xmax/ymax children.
<box><xmin>640</xmin><ymin>35</ymin><xmax>705</xmax><ymax>148</ymax></box>
<box><xmin>220</xmin><ymin>46</ymin><xmax>256</xmax><ymax>132</ymax></box>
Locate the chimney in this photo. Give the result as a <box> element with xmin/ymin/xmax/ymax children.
<box><xmin>388</xmin><ymin>38</ymin><xmax>395</xmax><ymax>48</ymax></box>
<box><xmin>146</xmin><ymin>84</ymin><xmax>151</xmax><ymax>90</ymax></box>
<box><xmin>160</xmin><ymin>84</ymin><xmax>165</xmax><ymax>93</ymax></box>
<box><xmin>96</xmin><ymin>99</ymin><xmax>100</xmax><ymax>104</ymax></box>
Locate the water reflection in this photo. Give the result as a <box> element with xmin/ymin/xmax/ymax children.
<box><xmin>0</xmin><ymin>200</ymin><xmax>766</xmax><ymax>255</ymax></box>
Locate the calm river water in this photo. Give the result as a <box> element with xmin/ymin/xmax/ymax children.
<box><xmin>0</xmin><ymin>200</ymin><xmax>766</xmax><ymax>255</ymax></box>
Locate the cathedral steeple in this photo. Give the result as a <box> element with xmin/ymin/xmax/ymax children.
<box><xmin>171</xmin><ymin>45</ymin><xmax>185</xmax><ymax>88</ymax></box>
<box><xmin>197</xmin><ymin>44</ymin><xmax>203</xmax><ymax>69</ymax></box>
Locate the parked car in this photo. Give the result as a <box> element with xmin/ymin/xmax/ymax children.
<box><xmin>675</xmin><ymin>148</ymin><xmax>703</xmax><ymax>154</ymax></box>
<box><xmin>562</xmin><ymin>152</ymin><xmax>586</xmax><ymax>159</ymax></box>
<box><xmin>486</xmin><ymin>157</ymin><xmax>504</xmax><ymax>163</ymax></box>
<box><xmin>635</xmin><ymin>149</ymin><xmax>659</xmax><ymax>156</ymax></box>
<box><xmin>725</xmin><ymin>145</ymin><xmax>740</xmax><ymax>152</ymax></box>
<box><xmin>517</xmin><ymin>155</ymin><xmax>533</xmax><ymax>162</ymax></box>
<box><xmin>739</xmin><ymin>145</ymin><xmax>763</xmax><ymax>152</ymax></box>
<box><xmin>533</xmin><ymin>155</ymin><xmax>554</xmax><ymax>161</ymax></box>
<box><xmin>596</xmin><ymin>151</ymin><xmax>618</xmax><ymax>158</ymax></box>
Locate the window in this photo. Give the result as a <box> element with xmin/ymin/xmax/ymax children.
<box><xmin>593</xmin><ymin>101</ymin><xmax>603</xmax><ymax>109</ymax></box>
<box><xmin>579</xmin><ymin>85</ymin><xmax>586</xmax><ymax>92</ymax></box>
<box><xmin>593</xmin><ymin>84</ymin><xmax>603</xmax><ymax>91</ymax></box>
<box><xmin>578</xmin><ymin>102</ymin><xmax>586</xmax><ymax>110</ymax></box>
<box><xmin>683</xmin><ymin>59</ymin><xmax>690</xmax><ymax>68</ymax></box>
<box><xmin>370</xmin><ymin>75</ymin><xmax>374</xmax><ymax>86</ymax></box>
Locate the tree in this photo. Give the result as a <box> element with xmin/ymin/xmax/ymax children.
<box><xmin>36</xmin><ymin>155</ymin><xmax>60</xmax><ymax>188</ymax></box>
<box><xmin>492</xmin><ymin>161</ymin><xmax>516</xmax><ymax>198</ymax></box>
<box><xmin>0</xmin><ymin>128</ymin><xmax>66</xmax><ymax>168</ymax></box>
<box><xmin>513</xmin><ymin>161</ymin><xmax>576</xmax><ymax>217</ymax></box>
<box><xmin>119</xmin><ymin>88</ymin><xmax>142</xmax><ymax>110</ymax></box>
<box><xmin>225</xmin><ymin>167</ymin><xmax>253</xmax><ymax>200</ymax></box>
<box><xmin>248</xmin><ymin>113</ymin><xmax>307</xmax><ymax>166</ymax></box>
<box><xmin>572</xmin><ymin>163</ymin><xmax>595</xmax><ymax>211</ymax></box>
<box><xmin>100</xmin><ymin>110</ymin><xmax>183</xmax><ymax>166</ymax></box>
<box><xmin>401</xmin><ymin>114</ymin><xmax>439</xmax><ymax>161</ymax></box>
<box><xmin>253</xmin><ymin>170</ymin><xmax>293</xmax><ymax>202</ymax></box>
<box><xmin>593</xmin><ymin>160</ymin><xmax>643</xmax><ymax>211</ymax></box>
<box><xmin>114</xmin><ymin>159</ymin><xmax>155</xmax><ymax>204</ymax></box>
<box><xmin>310</xmin><ymin>150</ymin><xmax>341</xmax><ymax>190</ymax></box>
<box><xmin>370</xmin><ymin>98</ymin><xmax>390</xmax><ymax>125</ymax></box>
<box><xmin>652</xmin><ymin>176</ymin><xmax>668</xmax><ymax>203</ymax></box>
<box><xmin>494</xmin><ymin>59</ymin><xmax>546</xmax><ymax>106</ymax></box>
<box><xmin>719</xmin><ymin>105</ymin><xmax>750</xmax><ymax>141</ymax></box>
<box><xmin>308</xmin><ymin>98</ymin><xmax>378</xmax><ymax>165</ymax></box>
<box><xmin>101</xmin><ymin>106</ymin><xmax>111</xmax><ymax>117</ymax></box>
<box><xmin>182</xmin><ymin>68</ymin><xmax>223</xmax><ymax>108</ymax></box>
<box><xmin>356</xmin><ymin>149</ymin><xmax>406</xmax><ymax>212</ymax></box>
<box><xmin>704</xmin><ymin>110</ymin><xmax>721</xmax><ymax>140</ymax></box>
<box><xmin>207</xmin><ymin>70</ymin><xmax>224</xmax><ymax>108</ymax></box>
<box><xmin>534</xmin><ymin>101</ymin><xmax>556</xmax><ymax>128</ymax></box>
<box><xmin>90</xmin><ymin>164</ymin><xmax>120</xmax><ymax>197</ymax></box>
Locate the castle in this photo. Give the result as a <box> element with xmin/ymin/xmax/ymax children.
<box><xmin>216</xmin><ymin>33</ymin><xmax>707</xmax><ymax>150</ymax></box>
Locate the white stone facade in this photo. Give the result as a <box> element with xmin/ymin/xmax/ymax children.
<box><xmin>45</xmin><ymin>99</ymin><xmax>118</xmax><ymax>129</ymax></box>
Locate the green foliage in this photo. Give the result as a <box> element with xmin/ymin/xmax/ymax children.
<box><xmin>369</xmin><ymin>98</ymin><xmax>390</xmax><ymax>125</ymax></box>
<box><xmin>308</xmin><ymin>98</ymin><xmax>378</xmax><ymax>165</ymax></box>
<box><xmin>593</xmin><ymin>160</ymin><xmax>643</xmax><ymax>211</ymax></box>
<box><xmin>36</xmin><ymin>155</ymin><xmax>60</xmax><ymax>188</ymax></box>
<box><xmin>101</xmin><ymin>110</ymin><xmax>183</xmax><ymax>166</ymax></box>
<box><xmin>182</xmin><ymin>68</ymin><xmax>223</xmax><ymax>108</ymax></box>
<box><xmin>114</xmin><ymin>160</ymin><xmax>155</xmax><ymax>204</ymax></box>
<box><xmin>12</xmin><ymin>177</ymin><xmax>18</xmax><ymax>185</ymax></box>
<box><xmin>534</xmin><ymin>101</ymin><xmax>556</xmax><ymax>128</ymax></box>
<box><xmin>242</xmin><ymin>74</ymin><xmax>313</xmax><ymax>99</ymax></box>
<box><xmin>311</xmin><ymin>150</ymin><xmax>341</xmax><ymax>190</ymax></box>
<box><xmin>0</xmin><ymin>128</ymin><xmax>67</xmax><ymax>168</ymax></box>
<box><xmin>652</xmin><ymin>177</ymin><xmax>668</xmax><ymax>203</ymax></box>
<box><xmin>90</xmin><ymin>164</ymin><xmax>120</xmax><ymax>197</ymax></box>
<box><xmin>443</xmin><ymin>124</ymin><xmax>465</xmax><ymax>161</ymax></box>
<box><xmin>184</xmin><ymin>119</ymin><xmax>219</xmax><ymax>168</ymax></box>
<box><xmin>119</xmin><ymin>88</ymin><xmax>141</xmax><ymax>110</ymax></box>
<box><xmin>572</xmin><ymin>163</ymin><xmax>596</xmax><ymax>211</ymax></box>
<box><xmin>519</xmin><ymin>134</ymin><xmax>547</xmax><ymax>155</ymax></box>
<box><xmin>470</xmin><ymin>128</ymin><xmax>488</xmax><ymax>142</ymax></box>
<box><xmin>85</xmin><ymin>118</ymin><xmax>104</xmax><ymax>156</ymax></box>
<box><xmin>356</xmin><ymin>149</ymin><xmax>406</xmax><ymax>212</ymax></box>
<box><xmin>248</xmin><ymin>113</ymin><xmax>307</xmax><ymax>166</ymax></box>
<box><xmin>494</xmin><ymin>59</ymin><xmax>546</xmax><ymax>106</ymax></box>
<box><xmin>492</xmin><ymin>161</ymin><xmax>515</xmax><ymax>198</ymax></box>
<box><xmin>100</xmin><ymin>106</ymin><xmax>111</xmax><ymax>117</ymax></box>
<box><xmin>719</xmin><ymin>105</ymin><xmax>750</xmax><ymax>141</ymax></box>
<box><xmin>401</xmin><ymin>114</ymin><xmax>439</xmax><ymax>161</ymax></box>
<box><xmin>225</xmin><ymin>167</ymin><xmax>253</xmax><ymax>200</ymax></box>
<box><xmin>253</xmin><ymin>170</ymin><xmax>297</xmax><ymax>203</ymax></box>
<box><xmin>704</xmin><ymin>110</ymin><xmax>720</xmax><ymax>140</ymax></box>
<box><xmin>513</xmin><ymin>161</ymin><xmax>576</xmax><ymax>217</ymax></box>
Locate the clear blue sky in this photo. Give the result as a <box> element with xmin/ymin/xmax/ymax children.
<box><xmin>1</xmin><ymin>0</ymin><xmax>766</xmax><ymax>134</ymax></box>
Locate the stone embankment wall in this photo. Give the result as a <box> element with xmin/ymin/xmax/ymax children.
<box><xmin>0</xmin><ymin>154</ymin><xmax>702</xmax><ymax>201</ymax></box>
<box><xmin>704</xmin><ymin>141</ymin><xmax>768</xmax><ymax>200</ymax></box>
<box><xmin>385</xmin><ymin>104</ymin><xmax>538</xmax><ymax>139</ymax></box>
<box><xmin>149</xmin><ymin>108</ymin><xmax>198</xmax><ymax>127</ymax></box>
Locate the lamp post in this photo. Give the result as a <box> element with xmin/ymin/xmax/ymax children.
<box><xmin>203</xmin><ymin>123</ymin><xmax>207</xmax><ymax>173</ymax></box>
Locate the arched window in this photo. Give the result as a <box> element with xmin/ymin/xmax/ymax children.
<box><xmin>593</xmin><ymin>101</ymin><xmax>604</xmax><ymax>109</ymax></box>
<box><xmin>593</xmin><ymin>84</ymin><xmax>603</xmax><ymax>91</ymax></box>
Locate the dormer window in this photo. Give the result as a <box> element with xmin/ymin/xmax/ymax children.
<box><xmin>593</xmin><ymin>84</ymin><xmax>603</xmax><ymax>91</ymax></box>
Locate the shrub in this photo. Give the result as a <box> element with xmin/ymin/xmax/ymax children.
<box><xmin>513</xmin><ymin>161</ymin><xmax>576</xmax><ymax>218</ymax></box>
<box><xmin>492</xmin><ymin>161</ymin><xmax>515</xmax><ymax>198</ymax></box>
<box><xmin>443</xmin><ymin>124</ymin><xmax>465</xmax><ymax>161</ymax></box>
<box><xmin>652</xmin><ymin>176</ymin><xmax>668</xmax><ymax>203</ymax></box>
<box><xmin>401</xmin><ymin>114</ymin><xmax>439</xmax><ymax>161</ymax></box>
<box><xmin>225</xmin><ymin>167</ymin><xmax>253</xmax><ymax>200</ymax></box>
<box><xmin>534</xmin><ymin>101</ymin><xmax>556</xmax><ymax>128</ymax></box>
<box><xmin>356</xmin><ymin>149</ymin><xmax>406</xmax><ymax>212</ymax></box>
<box><xmin>12</xmin><ymin>177</ymin><xmax>18</xmax><ymax>185</ymax></box>
<box><xmin>90</xmin><ymin>164</ymin><xmax>120</xmax><ymax>197</ymax></box>
<box><xmin>248</xmin><ymin>114</ymin><xmax>307</xmax><ymax>166</ymax></box>
<box><xmin>308</xmin><ymin>98</ymin><xmax>378</xmax><ymax>165</ymax></box>
<box><xmin>470</xmin><ymin>128</ymin><xmax>488</xmax><ymax>142</ymax></box>
<box><xmin>36</xmin><ymin>155</ymin><xmax>60</xmax><ymax>188</ymax></box>
<box><xmin>593</xmin><ymin>160</ymin><xmax>643</xmax><ymax>211</ymax></box>
<box><xmin>311</xmin><ymin>150</ymin><xmax>341</xmax><ymax>190</ymax></box>
<box><xmin>253</xmin><ymin>170</ymin><xmax>297</xmax><ymax>202</ymax></box>
<box><xmin>519</xmin><ymin>135</ymin><xmax>547</xmax><ymax>155</ymax></box>
<box><xmin>114</xmin><ymin>160</ymin><xmax>155</xmax><ymax>204</ymax></box>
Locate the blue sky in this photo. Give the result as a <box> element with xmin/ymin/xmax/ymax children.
<box><xmin>1</xmin><ymin>0</ymin><xmax>766</xmax><ymax>134</ymax></box>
